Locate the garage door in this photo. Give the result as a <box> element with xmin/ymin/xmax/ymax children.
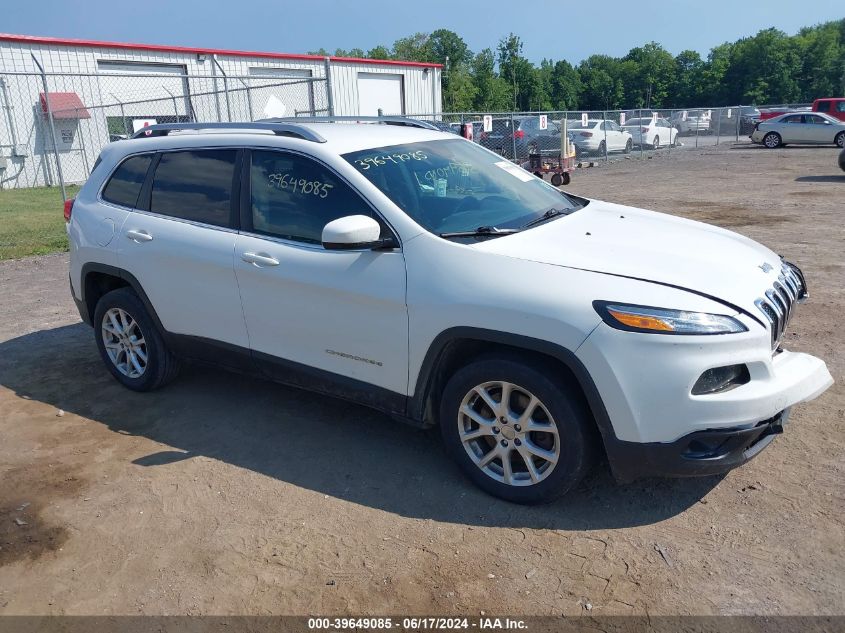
<box><xmin>357</xmin><ymin>73</ymin><xmax>404</xmax><ymax>116</ymax></box>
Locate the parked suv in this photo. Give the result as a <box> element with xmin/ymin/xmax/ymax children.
<box><xmin>68</xmin><ymin>119</ymin><xmax>833</xmax><ymax>504</ymax></box>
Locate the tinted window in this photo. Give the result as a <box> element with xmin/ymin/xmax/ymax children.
<box><xmin>250</xmin><ymin>150</ymin><xmax>376</xmax><ymax>244</ymax></box>
<box><xmin>782</xmin><ymin>115</ymin><xmax>803</xmax><ymax>124</ymax></box>
<box><xmin>102</xmin><ymin>154</ymin><xmax>153</xmax><ymax>208</ymax></box>
<box><xmin>837</xmin><ymin>101</ymin><xmax>845</xmax><ymax>113</ymax></box>
<box><xmin>805</xmin><ymin>115</ymin><xmax>826</xmax><ymax>124</ymax></box>
<box><xmin>816</xmin><ymin>101</ymin><xmax>831</xmax><ymax>112</ymax></box>
<box><xmin>150</xmin><ymin>150</ymin><xmax>237</xmax><ymax>227</ymax></box>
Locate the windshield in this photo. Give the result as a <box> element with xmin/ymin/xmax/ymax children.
<box><xmin>343</xmin><ymin>139</ymin><xmax>582</xmax><ymax>237</ymax></box>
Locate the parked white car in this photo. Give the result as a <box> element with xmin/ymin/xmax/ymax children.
<box><xmin>751</xmin><ymin>112</ymin><xmax>845</xmax><ymax>148</ymax></box>
<box><xmin>67</xmin><ymin>118</ymin><xmax>832</xmax><ymax>504</ymax></box>
<box><xmin>670</xmin><ymin>111</ymin><xmax>711</xmax><ymax>135</ymax></box>
<box><xmin>567</xmin><ymin>119</ymin><xmax>633</xmax><ymax>155</ymax></box>
<box><xmin>622</xmin><ymin>116</ymin><xmax>679</xmax><ymax>148</ymax></box>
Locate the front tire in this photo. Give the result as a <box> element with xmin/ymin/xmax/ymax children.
<box><xmin>763</xmin><ymin>132</ymin><xmax>782</xmax><ymax>148</ymax></box>
<box><xmin>835</xmin><ymin>131</ymin><xmax>845</xmax><ymax>148</ymax></box>
<box><xmin>94</xmin><ymin>287</ymin><xmax>180</xmax><ymax>392</ymax></box>
<box><xmin>439</xmin><ymin>356</ymin><xmax>595</xmax><ymax>504</ymax></box>
<box><xmin>624</xmin><ymin>138</ymin><xmax>632</xmax><ymax>154</ymax></box>
<box><xmin>651</xmin><ymin>136</ymin><xmax>660</xmax><ymax>150</ymax></box>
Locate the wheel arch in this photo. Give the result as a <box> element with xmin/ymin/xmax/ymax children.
<box><xmin>80</xmin><ymin>263</ymin><xmax>166</xmax><ymax>335</ymax></box>
<box><xmin>410</xmin><ymin>327</ymin><xmax>616</xmax><ymax>447</ymax></box>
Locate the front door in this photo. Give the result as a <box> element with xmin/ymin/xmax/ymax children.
<box><xmin>234</xmin><ymin>149</ymin><xmax>409</xmax><ymax>408</ymax></box>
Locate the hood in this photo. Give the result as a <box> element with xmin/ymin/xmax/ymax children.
<box><xmin>474</xmin><ymin>198</ymin><xmax>783</xmax><ymax>316</ymax></box>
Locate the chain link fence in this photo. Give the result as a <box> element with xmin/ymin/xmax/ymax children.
<box><xmin>0</xmin><ymin>62</ymin><xmax>810</xmax><ymax>198</ymax></box>
<box><xmin>401</xmin><ymin>105</ymin><xmax>773</xmax><ymax>173</ymax></box>
<box><xmin>0</xmin><ymin>68</ymin><xmax>330</xmax><ymax>196</ymax></box>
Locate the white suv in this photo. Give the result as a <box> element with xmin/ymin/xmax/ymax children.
<box><xmin>67</xmin><ymin>119</ymin><xmax>833</xmax><ymax>504</ymax></box>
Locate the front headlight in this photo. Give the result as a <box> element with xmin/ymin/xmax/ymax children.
<box><xmin>593</xmin><ymin>301</ymin><xmax>747</xmax><ymax>335</ymax></box>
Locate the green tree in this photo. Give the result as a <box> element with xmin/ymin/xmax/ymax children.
<box><xmin>471</xmin><ymin>48</ymin><xmax>511</xmax><ymax>111</ymax></box>
<box><xmin>577</xmin><ymin>55</ymin><xmax>624</xmax><ymax>110</ymax></box>
<box><xmin>392</xmin><ymin>33</ymin><xmax>433</xmax><ymax>63</ymax></box>
<box><xmin>549</xmin><ymin>60</ymin><xmax>581</xmax><ymax>110</ymax></box>
<box><xmin>622</xmin><ymin>42</ymin><xmax>676</xmax><ymax>108</ymax></box>
<box><xmin>367</xmin><ymin>45</ymin><xmax>392</xmax><ymax>60</ymax></box>
<box><xmin>671</xmin><ymin>50</ymin><xmax>705</xmax><ymax>107</ymax></box>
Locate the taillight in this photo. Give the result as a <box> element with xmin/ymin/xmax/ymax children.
<box><xmin>579</xmin><ymin>132</ymin><xmax>593</xmax><ymax>137</ymax></box>
<box><xmin>514</xmin><ymin>130</ymin><xmax>525</xmax><ymax>139</ymax></box>
<box><xmin>63</xmin><ymin>198</ymin><xmax>75</xmax><ymax>223</ymax></box>
<box><xmin>641</xmin><ymin>127</ymin><xmax>650</xmax><ymax>133</ymax></box>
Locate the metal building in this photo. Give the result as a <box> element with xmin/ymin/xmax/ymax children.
<box><xmin>0</xmin><ymin>33</ymin><xmax>442</xmax><ymax>188</ymax></box>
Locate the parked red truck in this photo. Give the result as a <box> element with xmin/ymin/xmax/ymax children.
<box><xmin>760</xmin><ymin>98</ymin><xmax>845</xmax><ymax>121</ymax></box>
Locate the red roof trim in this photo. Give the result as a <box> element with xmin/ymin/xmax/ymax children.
<box><xmin>0</xmin><ymin>33</ymin><xmax>443</xmax><ymax>69</ymax></box>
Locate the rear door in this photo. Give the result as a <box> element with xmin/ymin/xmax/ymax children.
<box><xmin>117</xmin><ymin>148</ymin><xmax>249</xmax><ymax>351</ymax></box>
<box><xmin>778</xmin><ymin>114</ymin><xmax>805</xmax><ymax>143</ymax></box>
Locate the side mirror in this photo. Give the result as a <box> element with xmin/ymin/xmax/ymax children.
<box><xmin>322</xmin><ymin>215</ymin><xmax>394</xmax><ymax>250</ymax></box>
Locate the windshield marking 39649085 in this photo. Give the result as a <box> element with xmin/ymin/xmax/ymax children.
<box><xmin>343</xmin><ymin>139</ymin><xmax>583</xmax><ymax>240</ymax></box>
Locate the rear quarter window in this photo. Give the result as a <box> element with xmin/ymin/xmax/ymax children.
<box><xmin>101</xmin><ymin>154</ymin><xmax>153</xmax><ymax>208</ymax></box>
<box><xmin>149</xmin><ymin>149</ymin><xmax>238</xmax><ymax>227</ymax></box>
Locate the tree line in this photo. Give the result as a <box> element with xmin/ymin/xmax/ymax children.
<box><xmin>310</xmin><ymin>20</ymin><xmax>845</xmax><ymax>112</ymax></box>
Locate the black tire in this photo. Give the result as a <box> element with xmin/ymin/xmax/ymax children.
<box><xmin>624</xmin><ymin>138</ymin><xmax>632</xmax><ymax>154</ymax></box>
<box><xmin>835</xmin><ymin>131</ymin><xmax>845</xmax><ymax>148</ymax></box>
<box><xmin>598</xmin><ymin>140</ymin><xmax>606</xmax><ymax>156</ymax></box>
<box><xmin>94</xmin><ymin>287</ymin><xmax>180</xmax><ymax>392</ymax></box>
<box><xmin>652</xmin><ymin>136</ymin><xmax>660</xmax><ymax>150</ymax></box>
<box><xmin>561</xmin><ymin>172</ymin><xmax>571</xmax><ymax>186</ymax></box>
<box><xmin>839</xmin><ymin>148</ymin><xmax>845</xmax><ymax>172</ymax></box>
<box><xmin>763</xmin><ymin>132</ymin><xmax>782</xmax><ymax>148</ymax></box>
<box><xmin>550</xmin><ymin>172</ymin><xmax>563</xmax><ymax>187</ymax></box>
<box><xmin>439</xmin><ymin>356</ymin><xmax>595</xmax><ymax>504</ymax></box>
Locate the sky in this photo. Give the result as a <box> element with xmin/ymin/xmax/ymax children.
<box><xmin>3</xmin><ymin>0</ymin><xmax>843</xmax><ymax>64</ymax></box>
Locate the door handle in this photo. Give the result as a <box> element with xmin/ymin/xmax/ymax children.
<box><xmin>241</xmin><ymin>252</ymin><xmax>280</xmax><ymax>267</ymax></box>
<box><xmin>126</xmin><ymin>229</ymin><xmax>153</xmax><ymax>243</ymax></box>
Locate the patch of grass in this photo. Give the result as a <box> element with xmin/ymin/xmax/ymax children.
<box><xmin>0</xmin><ymin>185</ymin><xmax>79</xmax><ymax>260</ymax></box>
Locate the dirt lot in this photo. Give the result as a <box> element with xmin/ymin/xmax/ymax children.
<box><xmin>0</xmin><ymin>143</ymin><xmax>842</xmax><ymax>617</ymax></box>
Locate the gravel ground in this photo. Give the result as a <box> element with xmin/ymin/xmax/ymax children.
<box><xmin>0</xmin><ymin>143</ymin><xmax>842</xmax><ymax>616</ymax></box>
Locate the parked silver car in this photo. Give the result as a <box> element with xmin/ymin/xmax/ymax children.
<box><xmin>751</xmin><ymin>112</ymin><xmax>845</xmax><ymax>148</ymax></box>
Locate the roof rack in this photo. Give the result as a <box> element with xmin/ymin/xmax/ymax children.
<box><xmin>262</xmin><ymin>116</ymin><xmax>440</xmax><ymax>130</ymax></box>
<box><xmin>130</xmin><ymin>121</ymin><xmax>327</xmax><ymax>143</ymax></box>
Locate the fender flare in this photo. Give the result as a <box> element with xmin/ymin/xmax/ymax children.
<box><xmin>80</xmin><ymin>262</ymin><xmax>167</xmax><ymax>336</ymax></box>
<box><xmin>409</xmin><ymin>326</ymin><xmax>618</xmax><ymax>446</ymax></box>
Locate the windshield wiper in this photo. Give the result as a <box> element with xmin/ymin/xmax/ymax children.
<box><xmin>521</xmin><ymin>208</ymin><xmax>570</xmax><ymax>229</ymax></box>
<box><xmin>438</xmin><ymin>226</ymin><xmax>521</xmax><ymax>239</ymax></box>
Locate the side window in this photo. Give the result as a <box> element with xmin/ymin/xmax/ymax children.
<box><xmin>783</xmin><ymin>115</ymin><xmax>802</xmax><ymax>124</ymax></box>
<box><xmin>816</xmin><ymin>101</ymin><xmax>830</xmax><ymax>112</ymax></box>
<box><xmin>249</xmin><ymin>150</ymin><xmax>377</xmax><ymax>244</ymax></box>
<box><xmin>149</xmin><ymin>149</ymin><xmax>237</xmax><ymax>227</ymax></box>
<box><xmin>101</xmin><ymin>154</ymin><xmax>153</xmax><ymax>208</ymax></box>
<box><xmin>805</xmin><ymin>115</ymin><xmax>825</xmax><ymax>124</ymax></box>
<box><xmin>837</xmin><ymin>101</ymin><xmax>845</xmax><ymax>113</ymax></box>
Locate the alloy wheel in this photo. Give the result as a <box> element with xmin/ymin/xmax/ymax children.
<box><xmin>101</xmin><ymin>307</ymin><xmax>148</xmax><ymax>378</ymax></box>
<box><xmin>457</xmin><ymin>381</ymin><xmax>560</xmax><ymax>486</ymax></box>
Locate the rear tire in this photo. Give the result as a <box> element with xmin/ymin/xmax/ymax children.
<box><xmin>598</xmin><ymin>140</ymin><xmax>606</xmax><ymax>156</ymax></box>
<box><xmin>94</xmin><ymin>287</ymin><xmax>180</xmax><ymax>392</ymax></box>
<box><xmin>439</xmin><ymin>356</ymin><xmax>595</xmax><ymax>504</ymax></box>
<box><xmin>652</xmin><ymin>136</ymin><xmax>660</xmax><ymax>150</ymax></box>
<box><xmin>763</xmin><ymin>132</ymin><xmax>782</xmax><ymax>148</ymax></box>
<box><xmin>624</xmin><ymin>138</ymin><xmax>632</xmax><ymax>154</ymax></box>
<box><xmin>550</xmin><ymin>172</ymin><xmax>563</xmax><ymax>186</ymax></box>
<box><xmin>835</xmin><ymin>131</ymin><xmax>845</xmax><ymax>148</ymax></box>
<box><xmin>561</xmin><ymin>172</ymin><xmax>571</xmax><ymax>186</ymax></box>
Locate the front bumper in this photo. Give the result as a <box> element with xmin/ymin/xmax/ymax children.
<box><xmin>605</xmin><ymin>409</ymin><xmax>790</xmax><ymax>482</ymax></box>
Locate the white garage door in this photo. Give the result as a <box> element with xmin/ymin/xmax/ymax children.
<box><xmin>357</xmin><ymin>73</ymin><xmax>404</xmax><ymax>116</ymax></box>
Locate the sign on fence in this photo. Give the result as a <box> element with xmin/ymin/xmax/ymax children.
<box><xmin>620</xmin><ymin>112</ymin><xmax>626</xmax><ymax>125</ymax></box>
<box><xmin>483</xmin><ymin>114</ymin><xmax>492</xmax><ymax>133</ymax></box>
<box><xmin>539</xmin><ymin>114</ymin><xmax>547</xmax><ymax>130</ymax></box>
<box><xmin>132</xmin><ymin>119</ymin><xmax>157</xmax><ymax>133</ymax></box>
<box><xmin>581</xmin><ymin>113</ymin><xmax>588</xmax><ymax>126</ymax></box>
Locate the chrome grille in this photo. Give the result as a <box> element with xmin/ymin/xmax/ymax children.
<box><xmin>755</xmin><ymin>261</ymin><xmax>807</xmax><ymax>349</ymax></box>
